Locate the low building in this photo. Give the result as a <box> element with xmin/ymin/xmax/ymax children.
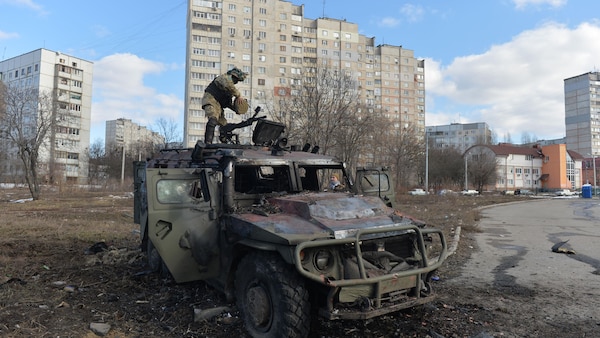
<box><xmin>581</xmin><ymin>156</ymin><xmax>600</xmax><ymax>186</ymax></box>
<box><xmin>465</xmin><ymin>143</ymin><xmax>583</xmax><ymax>192</ymax></box>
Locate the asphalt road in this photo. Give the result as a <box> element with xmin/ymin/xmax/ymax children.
<box><xmin>449</xmin><ymin>197</ymin><xmax>600</xmax><ymax>326</ymax></box>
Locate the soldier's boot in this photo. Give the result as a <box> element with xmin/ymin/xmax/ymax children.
<box><xmin>204</xmin><ymin>117</ymin><xmax>218</xmax><ymax>144</ymax></box>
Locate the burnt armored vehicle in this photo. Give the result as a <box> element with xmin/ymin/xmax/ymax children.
<box><xmin>133</xmin><ymin>114</ymin><xmax>447</xmax><ymax>338</ymax></box>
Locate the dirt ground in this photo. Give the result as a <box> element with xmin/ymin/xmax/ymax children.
<box><xmin>0</xmin><ymin>188</ymin><xmax>590</xmax><ymax>337</ymax></box>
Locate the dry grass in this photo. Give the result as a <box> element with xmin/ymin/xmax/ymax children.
<box><xmin>0</xmin><ymin>186</ymin><xmax>534</xmax><ymax>337</ymax></box>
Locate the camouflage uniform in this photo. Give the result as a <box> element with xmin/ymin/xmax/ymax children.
<box><xmin>202</xmin><ymin>67</ymin><xmax>247</xmax><ymax>143</ymax></box>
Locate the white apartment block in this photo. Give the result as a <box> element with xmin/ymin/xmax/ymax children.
<box><xmin>184</xmin><ymin>0</ymin><xmax>425</xmax><ymax>147</ymax></box>
<box><xmin>564</xmin><ymin>71</ymin><xmax>600</xmax><ymax>157</ymax></box>
<box><xmin>0</xmin><ymin>48</ymin><xmax>93</xmax><ymax>184</ymax></box>
<box><xmin>426</xmin><ymin>122</ymin><xmax>492</xmax><ymax>153</ymax></box>
<box><xmin>105</xmin><ymin>118</ymin><xmax>165</xmax><ymax>158</ymax></box>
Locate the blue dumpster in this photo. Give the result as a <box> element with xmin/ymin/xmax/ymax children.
<box><xmin>582</xmin><ymin>184</ymin><xmax>592</xmax><ymax>198</ymax></box>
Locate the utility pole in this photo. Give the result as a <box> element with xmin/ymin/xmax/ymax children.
<box><xmin>464</xmin><ymin>155</ymin><xmax>468</xmax><ymax>191</ymax></box>
<box><xmin>594</xmin><ymin>154</ymin><xmax>597</xmax><ymax>197</ymax></box>
<box><xmin>121</xmin><ymin>145</ymin><xmax>125</xmax><ymax>185</ymax></box>
<box><xmin>425</xmin><ymin>133</ymin><xmax>429</xmax><ymax>193</ymax></box>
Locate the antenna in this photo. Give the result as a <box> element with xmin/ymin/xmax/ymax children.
<box><xmin>322</xmin><ymin>0</ymin><xmax>325</xmax><ymax>17</ymax></box>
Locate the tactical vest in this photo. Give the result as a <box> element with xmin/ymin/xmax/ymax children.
<box><xmin>205</xmin><ymin>79</ymin><xmax>233</xmax><ymax>108</ymax></box>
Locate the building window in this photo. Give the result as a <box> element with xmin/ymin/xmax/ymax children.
<box><xmin>258</xmin><ymin>79</ymin><xmax>265</xmax><ymax>85</ymax></box>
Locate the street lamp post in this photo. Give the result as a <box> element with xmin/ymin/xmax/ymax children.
<box><xmin>464</xmin><ymin>155</ymin><xmax>468</xmax><ymax>191</ymax></box>
<box><xmin>425</xmin><ymin>133</ymin><xmax>429</xmax><ymax>193</ymax></box>
<box><xmin>593</xmin><ymin>154</ymin><xmax>597</xmax><ymax>196</ymax></box>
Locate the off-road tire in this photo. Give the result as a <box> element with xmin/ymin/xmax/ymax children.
<box><xmin>146</xmin><ymin>236</ymin><xmax>161</xmax><ymax>273</ymax></box>
<box><xmin>235</xmin><ymin>252</ymin><xmax>310</xmax><ymax>338</ymax></box>
<box><xmin>146</xmin><ymin>234</ymin><xmax>170</xmax><ymax>278</ymax></box>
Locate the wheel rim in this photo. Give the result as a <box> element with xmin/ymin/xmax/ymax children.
<box><xmin>246</xmin><ymin>284</ymin><xmax>272</xmax><ymax>329</ymax></box>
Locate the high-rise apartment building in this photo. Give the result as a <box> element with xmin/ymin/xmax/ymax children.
<box><xmin>184</xmin><ymin>0</ymin><xmax>425</xmax><ymax>147</ymax></box>
<box><xmin>105</xmin><ymin>118</ymin><xmax>165</xmax><ymax>157</ymax></box>
<box><xmin>426</xmin><ymin>122</ymin><xmax>492</xmax><ymax>153</ymax></box>
<box><xmin>0</xmin><ymin>48</ymin><xmax>93</xmax><ymax>184</ymax></box>
<box><xmin>564</xmin><ymin>71</ymin><xmax>600</xmax><ymax>157</ymax></box>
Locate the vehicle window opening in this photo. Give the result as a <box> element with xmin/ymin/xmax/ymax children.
<box><xmin>157</xmin><ymin>179</ymin><xmax>195</xmax><ymax>204</ymax></box>
<box><xmin>299</xmin><ymin>167</ymin><xmax>320</xmax><ymax>191</ymax></box>
<box><xmin>360</xmin><ymin>172</ymin><xmax>390</xmax><ymax>193</ymax></box>
<box><xmin>235</xmin><ymin>166</ymin><xmax>291</xmax><ymax>194</ymax></box>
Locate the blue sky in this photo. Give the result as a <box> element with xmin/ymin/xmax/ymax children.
<box><xmin>2</xmin><ymin>0</ymin><xmax>600</xmax><ymax>144</ymax></box>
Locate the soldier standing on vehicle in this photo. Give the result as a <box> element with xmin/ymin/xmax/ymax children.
<box><xmin>202</xmin><ymin>67</ymin><xmax>249</xmax><ymax>143</ymax></box>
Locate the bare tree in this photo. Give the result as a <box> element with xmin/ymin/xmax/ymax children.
<box><xmin>0</xmin><ymin>85</ymin><xmax>56</xmax><ymax>200</ymax></box>
<box><xmin>330</xmin><ymin>105</ymin><xmax>386</xmax><ymax>174</ymax></box>
<box><xmin>88</xmin><ymin>139</ymin><xmax>106</xmax><ymax>187</ymax></box>
<box><xmin>378</xmin><ymin>125</ymin><xmax>423</xmax><ymax>190</ymax></box>
<box><xmin>275</xmin><ymin>66</ymin><xmax>360</xmax><ymax>156</ymax></box>
<box><xmin>465</xmin><ymin>147</ymin><xmax>498</xmax><ymax>193</ymax></box>
<box><xmin>154</xmin><ymin>117</ymin><xmax>182</xmax><ymax>148</ymax></box>
<box><xmin>427</xmin><ymin>146</ymin><xmax>465</xmax><ymax>191</ymax></box>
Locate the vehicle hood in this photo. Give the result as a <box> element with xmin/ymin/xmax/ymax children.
<box><xmin>228</xmin><ymin>193</ymin><xmax>421</xmax><ymax>245</ymax></box>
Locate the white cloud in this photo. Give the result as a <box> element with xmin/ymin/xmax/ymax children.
<box><xmin>425</xmin><ymin>21</ymin><xmax>600</xmax><ymax>141</ymax></box>
<box><xmin>92</xmin><ymin>25</ymin><xmax>111</xmax><ymax>39</ymax></box>
<box><xmin>0</xmin><ymin>0</ymin><xmax>46</xmax><ymax>13</ymax></box>
<box><xmin>400</xmin><ymin>4</ymin><xmax>424</xmax><ymax>23</ymax></box>
<box><xmin>512</xmin><ymin>0</ymin><xmax>567</xmax><ymax>10</ymax></box>
<box><xmin>378</xmin><ymin>17</ymin><xmax>400</xmax><ymax>28</ymax></box>
<box><xmin>91</xmin><ymin>53</ymin><xmax>183</xmax><ymax>136</ymax></box>
<box><xmin>0</xmin><ymin>30</ymin><xmax>19</xmax><ymax>39</ymax></box>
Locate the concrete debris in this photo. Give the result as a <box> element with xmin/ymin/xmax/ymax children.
<box><xmin>89</xmin><ymin>322</ymin><xmax>111</xmax><ymax>336</ymax></box>
<box><xmin>194</xmin><ymin>306</ymin><xmax>232</xmax><ymax>322</ymax></box>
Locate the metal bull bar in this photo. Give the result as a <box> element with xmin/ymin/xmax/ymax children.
<box><xmin>294</xmin><ymin>224</ymin><xmax>447</xmax><ymax>319</ymax></box>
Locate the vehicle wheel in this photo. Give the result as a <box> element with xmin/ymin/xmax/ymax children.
<box><xmin>235</xmin><ymin>252</ymin><xmax>310</xmax><ymax>338</ymax></box>
<box><xmin>146</xmin><ymin>235</ymin><xmax>170</xmax><ymax>278</ymax></box>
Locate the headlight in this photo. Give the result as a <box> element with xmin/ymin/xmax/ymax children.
<box><xmin>314</xmin><ymin>250</ymin><xmax>333</xmax><ymax>271</ymax></box>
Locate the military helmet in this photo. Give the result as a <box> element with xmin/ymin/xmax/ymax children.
<box><xmin>227</xmin><ymin>67</ymin><xmax>248</xmax><ymax>81</ymax></box>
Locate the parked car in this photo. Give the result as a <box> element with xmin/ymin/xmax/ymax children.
<box><xmin>408</xmin><ymin>188</ymin><xmax>427</xmax><ymax>195</ymax></box>
<box><xmin>555</xmin><ymin>189</ymin><xmax>577</xmax><ymax>196</ymax></box>
<box><xmin>516</xmin><ymin>189</ymin><xmax>534</xmax><ymax>196</ymax></box>
<box><xmin>438</xmin><ymin>189</ymin><xmax>458</xmax><ymax>196</ymax></box>
<box><xmin>461</xmin><ymin>189</ymin><xmax>479</xmax><ymax>196</ymax></box>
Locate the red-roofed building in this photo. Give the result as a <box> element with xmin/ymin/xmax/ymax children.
<box><xmin>465</xmin><ymin>143</ymin><xmax>583</xmax><ymax>192</ymax></box>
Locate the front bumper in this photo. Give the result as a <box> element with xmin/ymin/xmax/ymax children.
<box><xmin>294</xmin><ymin>224</ymin><xmax>447</xmax><ymax>320</ymax></box>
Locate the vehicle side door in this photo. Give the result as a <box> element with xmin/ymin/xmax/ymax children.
<box><xmin>355</xmin><ymin>168</ymin><xmax>396</xmax><ymax>208</ymax></box>
<box><xmin>146</xmin><ymin>167</ymin><xmax>220</xmax><ymax>283</ymax></box>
